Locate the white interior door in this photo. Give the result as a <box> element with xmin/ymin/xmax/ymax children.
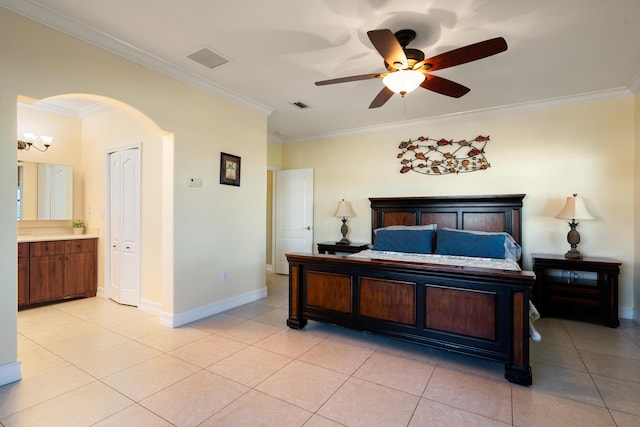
<box><xmin>108</xmin><ymin>147</ymin><xmax>141</xmax><ymax>306</ymax></box>
<box><xmin>109</xmin><ymin>153</ymin><xmax>122</xmax><ymax>301</ymax></box>
<box><xmin>275</xmin><ymin>168</ymin><xmax>313</xmax><ymax>274</ymax></box>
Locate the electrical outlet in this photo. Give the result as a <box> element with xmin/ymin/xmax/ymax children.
<box><xmin>221</xmin><ymin>271</ymin><xmax>228</xmax><ymax>281</ymax></box>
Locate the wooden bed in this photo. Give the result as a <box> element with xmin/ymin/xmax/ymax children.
<box><xmin>286</xmin><ymin>194</ymin><xmax>535</xmax><ymax>385</ymax></box>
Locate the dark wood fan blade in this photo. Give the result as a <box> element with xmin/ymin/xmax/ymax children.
<box><xmin>424</xmin><ymin>37</ymin><xmax>507</xmax><ymax>72</ymax></box>
<box><xmin>420</xmin><ymin>74</ymin><xmax>470</xmax><ymax>98</ymax></box>
<box><xmin>367</xmin><ymin>29</ymin><xmax>407</xmax><ymax>70</ymax></box>
<box><xmin>315</xmin><ymin>73</ymin><xmax>381</xmax><ymax>86</ymax></box>
<box><xmin>369</xmin><ymin>86</ymin><xmax>394</xmax><ymax>108</ymax></box>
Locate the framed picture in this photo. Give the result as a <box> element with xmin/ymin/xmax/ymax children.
<box><xmin>220</xmin><ymin>152</ymin><xmax>241</xmax><ymax>186</ymax></box>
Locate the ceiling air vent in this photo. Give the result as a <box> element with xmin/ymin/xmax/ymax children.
<box><xmin>188</xmin><ymin>47</ymin><xmax>229</xmax><ymax>69</ymax></box>
<box><xmin>292</xmin><ymin>101</ymin><xmax>309</xmax><ymax>109</ymax></box>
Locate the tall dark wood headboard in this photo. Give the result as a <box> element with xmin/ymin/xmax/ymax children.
<box><xmin>369</xmin><ymin>194</ymin><xmax>525</xmax><ymax>245</ymax></box>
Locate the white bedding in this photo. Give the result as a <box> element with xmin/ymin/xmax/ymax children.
<box><xmin>349</xmin><ymin>249</ymin><xmax>521</xmax><ymax>271</ymax></box>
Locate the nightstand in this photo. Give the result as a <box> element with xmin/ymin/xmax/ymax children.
<box><xmin>531</xmin><ymin>253</ymin><xmax>621</xmax><ymax>327</ymax></box>
<box><xmin>317</xmin><ymin>241</ymin><xmax>369</xmax><ymax>255</ymax></box>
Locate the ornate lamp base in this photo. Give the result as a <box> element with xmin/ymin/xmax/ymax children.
<box><xmin>564</xmin><ymin>248</ymin><xmax>583</xmax><ymax>259</ymax></box>
<box><xmin>336</xmin><ymin>217</ymin><xmax>350</xmax><ymax>245</ymax></box>
<box><xmin>564</xmin><ymin>220</ymin><xmax>583</xmax><ymax>259</ymax></box>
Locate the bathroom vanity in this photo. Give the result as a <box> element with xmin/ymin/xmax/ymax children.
<box><xmin>18</xmin><ymin>235</ymin><xmax>98</xmax><ymax>309</ymax></box>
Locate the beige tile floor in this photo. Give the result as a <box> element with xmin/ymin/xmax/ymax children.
<box><xmin>2</xmin><ymin>273</ymin><xmax>640</xmax><ymax>426</ymax></box>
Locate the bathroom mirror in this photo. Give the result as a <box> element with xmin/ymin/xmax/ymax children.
<box><xmin>17</xmin><ymin>161</ymin><xmax>73</xmax><ymax>220</ymax></box>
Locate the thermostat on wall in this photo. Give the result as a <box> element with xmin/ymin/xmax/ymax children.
<box><xmin>187</xmin><ymin>177</ymin><xmax>202</xmax><ymax>187</ymax></box>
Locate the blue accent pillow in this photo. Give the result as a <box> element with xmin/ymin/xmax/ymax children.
<box><xmin>435</xmin><ymin>228</ymin><xmax>506</xmax><ymax>259</ymax></box>
<box><xmin>372</xmin><ymin>229</ymin><xmax>434</xmax><ymax>254</ymax></box>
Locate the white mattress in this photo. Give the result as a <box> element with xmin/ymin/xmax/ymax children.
<box><xmin>349</xmin><ymin>249</ymin><xmax>521</xmax><ymax>271</ymax></box>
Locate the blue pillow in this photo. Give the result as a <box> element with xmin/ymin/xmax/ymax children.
<box><xmin>372</xmin><ymin>229</ymin><xmax>433</xmax><ymax>254</ymax></box>
<box><xmin>435</xmin><ymin>228</ymin><xmax>506</xmax><ymax>259</ymax></box>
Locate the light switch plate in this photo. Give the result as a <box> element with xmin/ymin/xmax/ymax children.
<box><xmin>187</xmin><ymin>177</ymin><xmax>202</xmax><ymax>187</ymax></box>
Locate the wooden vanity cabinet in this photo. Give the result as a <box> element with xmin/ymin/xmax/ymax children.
<box><xmin>63</xmin><ymin>239</ymin><xmax>98</xmax><ymax>298</ymax></box>
<box><xmin>17</xmin><ymin>242</ymin><xmax>29</xmax><ymax>306</ymax></box>
<box><xmin>29</xmin><ymin>241</ymin><xmax>66</xmax><ymax>303</ymax></box>
<box><xmin>19</xmin><ymin>238</ymin><xmax>97</xmax><ymax>308</ymax></box>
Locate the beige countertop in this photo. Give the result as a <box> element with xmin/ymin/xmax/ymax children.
<box><xmin>18</xmin><ymin>233</ymin><xmax>99</xmax><ymax>243</ymax></box>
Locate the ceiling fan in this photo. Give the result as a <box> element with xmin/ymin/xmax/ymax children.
<box><xmin>315</xmin><ymin>29</ymin><xmax>508</xmax><ymax>108</ymax></box>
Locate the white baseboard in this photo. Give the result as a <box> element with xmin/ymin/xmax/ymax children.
<box><xmin>95</xmin><ymin>288</ymin><xmax>160</xmax><ymax>316</ymax></box>
<box><xmin>139</xmin><ymin>299</ymin><xmax>162</xmax><ymax>316</ymax></box>
<box><xmin>618</xmin><ymin>307</ymin><xmax>640</xmax><ymax>322</ymax></box>
<box><xmin>0</xmin><ymin>361</ymin><xmax>22</xmax><ymax>387</ymax></box>
<box><xmin>159</xmin><ymin>287</ymin><xmax>268</xmax><ymax>327</ymax></box>
<box><xmin>626</xmin><ymin>306</ymin><xmax>640</xmax><ymax>324</ymax></box>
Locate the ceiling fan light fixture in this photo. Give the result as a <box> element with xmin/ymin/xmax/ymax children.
<box><xmin>383</xmin><ymin>70</ymin><xmax>425</xmax><ymax>96</ymax></box>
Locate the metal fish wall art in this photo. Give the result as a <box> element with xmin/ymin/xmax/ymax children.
<box><xmin>398</xmin><ymin>135</ymin><xmax>491</xmax><ymax>175</ymax></box>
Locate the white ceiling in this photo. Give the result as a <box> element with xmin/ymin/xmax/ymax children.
<box><xmin>4</xmin><ymin>0</ymin><xmax>640</xmax><ymax>142</ymax></box>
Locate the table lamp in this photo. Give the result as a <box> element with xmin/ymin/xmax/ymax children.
<box><xmin>556</xmin><ymin>194</ymin><xmax>594</xmax><ymax>259</ymax></box>
<box><xmin>334</xmin><ymin>199</ymin><xmax>356</xmax><ymax>245</ymax></box>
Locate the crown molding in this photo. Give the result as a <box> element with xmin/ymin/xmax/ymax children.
<box><xmin>20</xmin><ymin>100</ymin><xmax>111</xmax><ymax>119</ymax></box>
<box><xmin>267</xmin><ymin>133</ymin><xmax>285</xmax><ymax>144</ymax></box>
<box><xmin>0</xmin><ymin>0</ymin><xmax>273</xmax><ymax>117</ymax></box>
<box><xmin>77</xmin><ymin>102</ymin><xmax>112</xmax><ymax>118</ymax></box>
<box><xmin>628</xmin><ymin>71</ymin><xmax>640</xmax><ymax>94</ymax></box>
<box><xmin>284</xmin><ymin>87</ymin><xmax>633</xmax><ymax>144</ymax></box>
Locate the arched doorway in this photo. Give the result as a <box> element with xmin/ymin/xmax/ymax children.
<box><xmin>17</xmin><ymin>93</ymin><xmax>174</xmax><ymax>316</ymax></box>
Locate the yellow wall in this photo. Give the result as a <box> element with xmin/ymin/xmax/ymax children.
<box><xmin>266</xmin><ymin>140</ymin><xmax>284</xmax><ymax>266</ymax></box>
<box><xmin>283</xmin><ymin>96</ymin><xmax>636</xmax><ymax>316</ymax></box>
<box><xmin>17</xmin><ymin>103</ymin><xmax>82</xmax><ymax>168</ymax></box>
<box><xmin>0</xmin><ymin>8</ymin><xmax>267</xmax><ymax>377</ymax></box>
<box><xmin>267</xmin><ymin>140</ymin><xmax>283</xmax><ymax>169</ymax></box>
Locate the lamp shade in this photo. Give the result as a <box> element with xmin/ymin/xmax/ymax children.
<box><xmin>382</xmin><ymin>70</ymin><xmax>425</xmax><ymax>95</ymax></box>
<box><xmin>334</xmin><ymin>200</ymin><xmax>356</xmax><ymax>218</ymax></box>
<box><xmin>22</xmin><ymin>132</ymin><xmax>37</xmax><ymax>142</ymax></box>
<box><xmin>556</xmin><ymin>194</ymin><xmax>594</xmax><ymax>220</ymax></box>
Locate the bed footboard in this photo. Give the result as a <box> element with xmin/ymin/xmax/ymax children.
<box><xmin>287</xmin><ymin>253</ymin><xmax>534</xmax><ymax>386</ymax></box>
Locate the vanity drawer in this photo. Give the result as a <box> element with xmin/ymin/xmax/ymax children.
<box><xmin>30</xmin><ymin>241</ymin><xmax>65</xmax><ymax>257</ymax></box>
<box><xmin>65</xmin><ymin>239</ymin><xmax>97</xmax><ymax>254</ymax></box>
